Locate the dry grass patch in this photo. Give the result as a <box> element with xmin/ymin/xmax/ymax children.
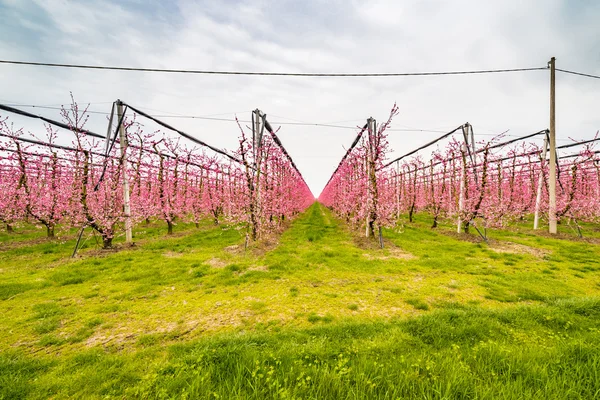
<box><xmin>206</xmin><ymin>257</ymin><xmax>228</xmax><ymax>269</ymax></box>
<box><xmin>489</xmin><ymin>240</ymin><xmax>549</xmax><ymax>258</ymax></box>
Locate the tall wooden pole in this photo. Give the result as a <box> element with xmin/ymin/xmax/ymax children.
<box><xmin>253</xmin><ymin>109</ymin><xmax>263</xmax><ymax>234</ymax></box>
<box><xmin>117</xmin><ymin>100</ymin><xmax>132</xmax><ymax>243</ymax></box>
<box><xmin>364</xmin><ymin>120</ymin><xmax>370</xmax><ymax>237</ymax></box>
<box><xmin>253</xmin><ymin>109</ymin><xmax>262</xmax><ymax>162</ymax></box>
<box><xmin>365</xmin><ymin>156</ymin><xmax>370</xmax><ymax>237</ymax></box>
<box><xmin>365</xmin><ymin>117</ymin><xmax>377</xmax><ymax>237</ymax></box>
<box><xmin>104</xmin><ymin>102</ymin><xmax>115</xmax><ymax>154</ymax></box>
<box><xmin>457</xmin><ymin>143</ymin><xmax>466</xmax><ymax>233</ymax></box>
<box><xmin>548</xmin><ymin>57</ymin><xmax>557</xmax><ymax>234</ymax></box>
<box><xmin>396</xmin><ymin>161</ymin><xmax>400</xmax><ymax>219</ymax></box>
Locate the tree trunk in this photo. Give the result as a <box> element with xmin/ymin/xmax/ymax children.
<box><xmin>167</xmin><ymin>220</ymin><xmax>173</xmax><ymax>235</ymax></box>
<box><xmin>46</xmin><ymin>224</ymin><xmax>55</xmax><ymax>238</ymax></box>
<box><xmin>195</xmin><ymin>222</ymin><xmax>199</xmax><ymax>228</ymax></box>
<box><xmin>368</xmin><ymin>217</ymin><xmax>376</xmax><ymax>237</ymax></box>
<box><xmin>7</xmin><ymin>224</ymin><xmax>13</xmax><ymax>233</ymax></box>
<box><xmin>102</xmin><ymin>236</ymin><xmax>113</xmax><ymax>249</ymax></box>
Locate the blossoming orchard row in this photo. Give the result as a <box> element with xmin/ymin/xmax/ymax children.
<box><xmin>320</xmin><ymin>105</ymin><xmax>600</xmax><ymax>238</ymax></box>
<box><xmin>0</xmin><ymin>102</ymin><xmax>313</xmax><ymax>247</ymax></box>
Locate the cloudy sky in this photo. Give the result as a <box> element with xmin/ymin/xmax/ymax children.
<box><xmin>0</xmin><ymin>0</ymin><xmax>598</xmax><ymax>196</ymax></box>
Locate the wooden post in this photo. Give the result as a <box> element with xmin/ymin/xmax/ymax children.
<box><xmin>365</xmin><ymin>155</ymin><xmax>370</xmax><ymax>237</ymax></box>
<box><xmin>365</xmin><ymin>117</ymin><xmax>377</xmax><ymax>237</ymax></box>
<box><xmin>117</xmin><ymin>100</ymin><xmax>132</xmax><ymax>243</ymax></box>
<box><xmin>372</xmin><ymin>117</ymin><xmax>377</xmax><ymax>235</ymax></box>
<box><xmin>364</xmin><ymin>122</ymin><xmax>370</xmax><ymax>237</ymax></box>
<box><xmin>533</xmin><ymin>133</ymin><xmax>549</xmax><ymax>229</ymax></box>
<box><xmin>449</xmin><ymin>157</ymin><xmax>454</xmax><ymax>214</ymax></box>
<box><xmin>470</xmin><ymin>124</ymin><xmax>476</xmax><ymax>160</ymax></box>
<box><xmin>71</xmin><ymin>226</ymin><xmax>86</xmax><ymax>258</ymax></box>
<box><xmin>253</xmin><ymin>109</ymin><xmax>263</xmax><ymax>162</ymax></box>
<box><xmin>396</xmin><ymin>161</ymin><xmax>401</xmax><ymax>219</ymax></box>
<box><xmin>253</xmin><ymin>109</ymin><xmax>263</xmax><ymax>224</ymax></box>
<box><xmin>548</xmin><ymin>57</ymin><xmax>558</xmax><ymax>234</ymax></box>
<box><xmin>457</xmin><ymin>143</ymin><xmax>466</xmax><ymax>233</ymax></box>
<box><xmin>456</xmin><ymin>126</ymin><xmax>471</xmax><ymax>233</ymax></box>
<box><xmin>104</xmin><ymin>102</ymin><xmax>115</xmax><ymax>154</ymax></box>
<box><xmin>463</xmin><ymin>123</ymin><xmax>478</xmax><ymax>184</ymax></box>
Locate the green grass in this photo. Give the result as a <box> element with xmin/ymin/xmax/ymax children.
<box><xmin>0</xmin><ymin>204</ymin><xmax>599</xmax><ymax>398</ymax></box>
<box><xmin>405</xmin><ymin>297</ymin><xmax>430</xmax><ymax>310</ymax></box>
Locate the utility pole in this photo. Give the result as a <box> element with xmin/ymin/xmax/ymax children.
<box><xmin>366</xmin><ymin>117</ymin><xmax>377</xmax><ymax>238</ymax></box>
<box><xmin>117</xmin><ymin>100</ymin><xmax>132</xmax><ymax>243</ymax></box>
<box><xmin>548</xmin><ymin>57</ymin><xmax>557</xmax><ymax>234</ymax></box>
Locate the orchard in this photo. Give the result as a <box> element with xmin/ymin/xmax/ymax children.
<box><xmin>0</xmin><ymin>72</ymin><xmax>599</xmax><ymax>399</ymax></box>
<box><xmin>1</xmin><ymin>96</ymin><xmax>599</xmax><ymax>249</ymax></box>
<box><xmin>0</xmin><ymin>99</ymin><xmax>313</xmax><ymax>248</ymax></box>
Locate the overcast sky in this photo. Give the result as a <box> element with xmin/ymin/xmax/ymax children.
<box><xmin>0</xmin><ymin>0</ymin><xmax>598</xmax><ymax>196</ymax></box>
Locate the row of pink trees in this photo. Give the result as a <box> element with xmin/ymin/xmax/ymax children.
<box><xmin>319</xmin><ymin>104</ymin><xmax>399</xmax><ymax>236</ymax></box>
<box><xmin>320</xmin><ymin>110</ymin><xmax>599</xmax><ymax>236</ymax></box>
<box><xmin>236</xmin><ymin>119</ymin><xmax>313</xmax><ymax>240</ymax></box>
<box><xmin>0</xmin><ymin>102</ymin><xmax>313</xmax><ymax>247</ymax></box>
<box><xmin>378</xmin><ymin>139</ymin><xmax>600</xmax><ymax>232</ymax></box>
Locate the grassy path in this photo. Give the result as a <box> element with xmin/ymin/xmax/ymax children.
<box><xmin>1</xmin><ymin>203</ymin><xmax>599</xmax><ymax>398</ymax></box>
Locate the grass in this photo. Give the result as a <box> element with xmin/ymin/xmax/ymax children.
<box><xmin>0</xmin><ymin>204</ymin><xmax>599</xmax><ymax>398</ymax></box>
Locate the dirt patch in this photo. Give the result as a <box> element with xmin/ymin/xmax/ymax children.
<box><xmin>163</xmin><ymin>250</ymin><xmax>184</xmax><ymax>258</ymax></box>
<box><xmin>361</xmin><ymin>241</ymin><xmax>416</xmax><ymax>261</ymax></box>
<box><xmin>489</xmin><ymin>240</ymin><xmax>550</xmax><ymax>257</ymax></box>
<box><xmin>363</xmin><ymin>251</ymin><xmax>415</xmax><ymax>261</ymax></box>
<box><xmin>224</xmin><ymin>244</ymin><xmax>242</xmax><ymax>254</ymax></box>
<box><xmin>352</xmin><ymin>230</ymin><xmax>415</xmax><ymax>258</ymax></box>
<box><xmin>191</xmin><ymin>311</ymin><xmax>250</xmax><ymax>332</ymax></box>
<box><xmin>230</xmin><ymin>222</ymin><xmax>289</xmax><ymax>256</ymax></box>
<box><xmin>249</xmin><ymin>237</ymin><xmax>280</xmax><ymax>256</ymax></box>
<box><xmin>246</xmin><ymin>265</ymin><xmax>269</xmax><ymax>272</ymax></box>
<box><xmin>153</xmin><ymin>322</ymin><xmax>178</xmax><ymax>333</ymax></box>
<box><xmin>86</xmin><ymin>331</ymin><xmax>137</xmax><ymax>348</ymax></box>
<box><xmin>80</xmin><ymin>243</ymin><xmax>136</xmax><ymax>258</ymax></box>
<box><xmin>206</xmin><ymin>258</ymin><xmax>227</xmax><ymax>269</ymax></box>
<box><xmin>353</xmin><ymin>234</ymin><xmax>384</xmax><ymax>250</ymax></box>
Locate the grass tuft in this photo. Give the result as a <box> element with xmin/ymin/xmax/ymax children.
<box><xmin>405</xmin><ymin>298</ymin><xmax>430</xmax><ymax>310</ymax></box>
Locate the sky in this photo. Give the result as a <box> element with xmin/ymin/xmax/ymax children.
<box><xmin>0</xmin><ymin>0</ymin><xmax>598</xmax><ymax>196</ymax></box>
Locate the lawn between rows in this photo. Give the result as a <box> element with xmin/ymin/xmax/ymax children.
<box><xmin>1</xmin><ymin>203</ymin><xmax>599</xmax><ymax>399</ymax></box>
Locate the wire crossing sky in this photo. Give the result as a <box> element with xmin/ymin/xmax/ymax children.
<box><xmin>2</xmin><ymin>59</ymin><xmax>599</xmax><ymax>80</ymax></box>
<box><xmin>0</xmin><ymin>59</ymin><xmax>551</xmax><ymax>76</ymax></box>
